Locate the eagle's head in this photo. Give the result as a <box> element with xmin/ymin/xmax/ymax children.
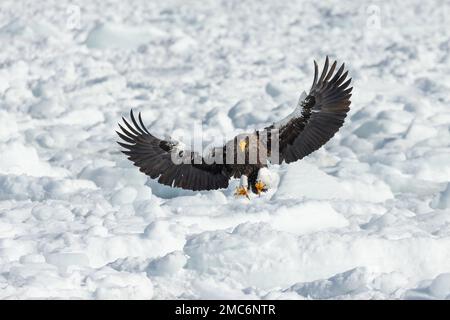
<box><xmin>239</xmin><ymin>139</ymin><xmax>247</xmax><ymax>152</ymax></box>
<box><xmin>235</xmin><ymin>134</ymin><xmax>252</xmax><ymax>154</ymax></box>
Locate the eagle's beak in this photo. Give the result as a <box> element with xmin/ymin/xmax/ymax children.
<box><xmin>239</xmin><ymin>140</ymin><xmax>247</xmax><ymax>152</ymax></box>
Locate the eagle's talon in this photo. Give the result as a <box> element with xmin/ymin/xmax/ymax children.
<box><xmin>255</xmin><ymin>181</ymin><xmax>267</xmax><ymax>195</ymax></box>
<box><xmin>235</xmin><ymin>186</ymin><xmax>250</xmax><ymax>199</ymax></box>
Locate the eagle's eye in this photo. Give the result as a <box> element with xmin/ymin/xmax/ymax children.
<box><xmin>239</xmin><ymin>140</ymin><xmax>247</xmax><ymax>152</ymax></box>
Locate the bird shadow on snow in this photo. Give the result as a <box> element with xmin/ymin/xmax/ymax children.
<box><xmin>146</xmin><ymin>178</ymin><xmax>200</xmax><ymax>199</ymax></box>
<box><xmin>146</xmin><ymin>176</ymin><xmax>273</xmax><ymax>200</ymax></box>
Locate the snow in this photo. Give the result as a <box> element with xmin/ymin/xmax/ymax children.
<box><xmin>405</xmin><ymin>273</ymin><xmax>450</xmax><ymax>299</ymax></box>
<box><xmin>0</xmin><ymin>0</ymin><xmax>449</xmax><ymax>300</ymax></box>
<box><xmin>431</xmin><ymin>183</ymin><xmax>450</xmax><ymax>210</ymax></box>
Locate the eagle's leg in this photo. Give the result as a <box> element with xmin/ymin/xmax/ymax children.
<box><xmin>234</xmin><ymin>175</ymin><xmax>250</xmax><ymax>199</ymax></box>
<box><xmin>249</xmin><ymin>168</ymin><xmax>268</xmax><ymax>195</ymax></box>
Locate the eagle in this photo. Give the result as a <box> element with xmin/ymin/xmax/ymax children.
<box><xmin>117</xmin><ymin>57</ymin><xmax>352</xmax><ymax>198</ymax></box>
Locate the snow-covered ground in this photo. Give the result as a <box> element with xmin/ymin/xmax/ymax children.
<box><xmin>1</xmin><ymin>0</ymin><xmax>450</xmax><ymax>299</ymax></box>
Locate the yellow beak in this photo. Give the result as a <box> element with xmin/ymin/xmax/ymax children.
<box><xmin>239</xmin><ymin>140</ymin><xmax>247</xmax><ymax>152</ymax></box>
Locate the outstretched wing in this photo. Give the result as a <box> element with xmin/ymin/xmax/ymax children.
<box><xmin>116</xmin><ymin>111</ymin><xmax>230</xmax><ymax>191</ymax></box>
<box><xmin>265</xmin><ymin>56</ymin><xmax>352</xmax><ymax>164</ymax></box>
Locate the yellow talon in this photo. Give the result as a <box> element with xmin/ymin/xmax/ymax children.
<box><xmin>235</xmin><ymin>186</ymin><xmax>250</xmax><ymax>199</ymax></box>
<box><xmin>255</xmin><ymin>181</ymin><xmax>266</xmax><ymax>195</ymax></box>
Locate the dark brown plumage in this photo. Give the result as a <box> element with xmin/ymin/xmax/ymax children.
<box><xmin>117</xmin><ymin>56</ymin><xmax>352</xmax><ymax>193</ymax></box>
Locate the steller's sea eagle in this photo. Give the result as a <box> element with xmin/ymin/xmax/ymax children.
<box><xmin>116</xmin><ymin>57</ymin><xmax>352</xmax><ymax>198</ymax></box>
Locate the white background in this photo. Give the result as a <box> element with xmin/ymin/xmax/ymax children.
<box><xmin>0</xmin><ymin>0</ymin><xmax>449</xmax><ymax>299</ymax></box>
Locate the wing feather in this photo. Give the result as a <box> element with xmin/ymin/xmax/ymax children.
<box><xmin>266</xmin><ymin>56</ymin><xmax>352</xmax><ymax>164</ymax></box>
<box><xmin>117</xmin><ymin>111</ymin><xmax>230</xmax><ymax>191</ymax></box>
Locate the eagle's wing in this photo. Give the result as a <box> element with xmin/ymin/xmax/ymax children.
<box><xmin>265</xmin><ymin>56</ymin><xmax>352</xmax><ymax>164</ymax></box>
<box><xmin>116</xmin><ymin>111</ymin><xmax>230</xmax><ymax>191</ymax></box>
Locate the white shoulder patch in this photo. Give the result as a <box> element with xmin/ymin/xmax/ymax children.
<box><xmin>272</xmin><ymin>91</ymin><xmax>308</xmax><ymax>129</ymax></box>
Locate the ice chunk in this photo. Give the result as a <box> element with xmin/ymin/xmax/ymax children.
<box><xmin>86</xmin><ymin>23</ymin><xmax>166</xmax><ymax>49</ymax></box>
<box><xmin>147</xmin><ymin>251</ymin><xmax>187</xmax><ymax>276</ymax></box>
<box><xmin>285</xmin><ymin>267</ymin><xmax>370</xmax><ymax>299</ymax></box>
<box><xmin>275</xmin><ymin>162</ymin><xmax>393</xmax><ymax>203</ymax></box>
<box><xmin>0</xmin><ymin>142</ymin><xmax>68</xmax><ymax>178</ymax></box>
<box><xmin>431</xmin><ymin>183</ymin><xmax>450</xmax><ymax>209</ymax></box>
